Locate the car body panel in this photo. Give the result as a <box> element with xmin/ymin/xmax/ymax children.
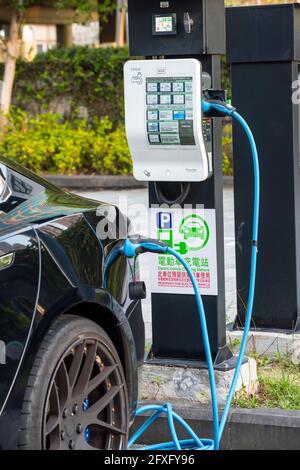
<box><xmin>0</xmin><ymin>157</ymin><xmax>145</xmax><ymax>449</ymax></box>
<box><xmin>0</xmin><ymin>230</ymin><xmax>40</xmax><ymax>410</ymax></box>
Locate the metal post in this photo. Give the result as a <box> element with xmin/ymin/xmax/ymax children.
<box><xmin>227</xmin><ymin>4</ymin><xmax>300</xmax><ymax>331</ymax></box>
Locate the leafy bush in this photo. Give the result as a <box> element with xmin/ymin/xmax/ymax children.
<box><xmin>222</xmin><ymin>123</ymin><xmax>233</xmax><ymax>176</ymax></box>
<box><xmin>6</xmin><ymin>46</ymin><xmax>231</xmax><ymax>123</ymax></box>
<box><xmin>90</xmin><ymin>125</ymin><xmax>133</xmax><ymax>175</ymax></box>
<box><xmin>8</xmin><ymin>46</ymin><xmax>130</xmax><ymax>125</ymax></box>
<box><xmin>0</xmin><ymin>110</ymin><xmax>132</xmax><ymax>176</ymax></box>
<box><xmin>0</xmin><ymin>109</ymin><xmax>233</xmax><ymax>177</ymax></box>
<box><xmin>221</xmin><ymin>55</ymin><xmax>231</xmax><ymax>101</ymax></box>
<box><xmin>0</xmin><ymin>45</ymin><xmax>233</xmax><ymax>176</ymax></box>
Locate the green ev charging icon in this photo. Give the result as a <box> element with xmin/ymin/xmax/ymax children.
<box><xmin>179</xmin><ymin>215</ymin><xmax>210</xmax><ymax>251</ymax></box>
<box><xmin>156</xmin><ymin>212</ymin><xmax>210</xmax><ymax>255</ymax></box>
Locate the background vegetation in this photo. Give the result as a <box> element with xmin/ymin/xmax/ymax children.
<box><xmin>1</xmin><ymin>46</ymin><xmax>233</xmax><ymax>175</ymax></box>
<box><xmin>1</xmin><ymin>0</ymin><xmax>293</xmax><ymax>176</ymax></box>
<box><xmin>10</xmin><ymin>46</ymin><xmax>128</xmax><ymax>124</ymax></box>
<box><xmin>235</xmin><ymin>353</ymin><xmax>300</xmax><ymax>410</ymax></box>
<box><xmin>0</xmin><ymin>110</ymin><xmax>132</xmax><ymax>175</ymax></box>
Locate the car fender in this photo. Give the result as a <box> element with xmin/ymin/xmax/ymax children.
<box><xmin>0</xmin><ymin>288</ymin><xmax>138</xmax><ymax>450</ymax></box>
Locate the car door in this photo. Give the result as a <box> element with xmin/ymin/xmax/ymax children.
<box><xmin>0</xmin><ymin>230</ymin><xmax>40</xmax><ymax>411</ymax></box>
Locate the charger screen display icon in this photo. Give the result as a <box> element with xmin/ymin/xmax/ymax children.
<box><xmin>146</xmin><ymin>76</ymin><xmax>195</xmax><ymax>146</ymax></box>
<box><xmin>153</xmin><ymin>14</ymin><xmax>177</xmax><ymax>35</ymax></box>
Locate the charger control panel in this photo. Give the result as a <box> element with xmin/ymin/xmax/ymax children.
<box><xmin>124</xmin><ymin>59</ymin><xmax>212</xmax><ymax>182</ymax></box>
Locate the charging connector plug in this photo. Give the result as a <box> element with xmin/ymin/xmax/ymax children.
<box><xmin>202</xmin><ymin>99</ymin><xmax>236</xmax><ymax>118</ymax></box>
<box><xmin>174</xmin><ymin>241</ymin><xmax>189</xmax><ymax>255</ymax></box>
<box><xmin>122</xmin><ymin>237</ymin><xmax>168</xmax><ymax>258</ymax></box>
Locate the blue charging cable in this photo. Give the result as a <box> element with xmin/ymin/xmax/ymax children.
<box><xmin>120</xmin><ymin>101</ymin><xmax>260</xmax><ymax>450</ymax></box>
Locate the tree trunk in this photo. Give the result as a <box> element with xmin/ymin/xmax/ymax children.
<box><xmin>115</xmin><ymin>0</ymin><xmax>126</xmax><ymax>47</ymax></box>
<box><xmin>1</xmin><ymin>11</ymin><xmax>22</xmax><ymax>121</ymax></box>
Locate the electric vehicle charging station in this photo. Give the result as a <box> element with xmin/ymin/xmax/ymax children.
<box><xmin>123</xmin><ymin>0</ymin><xmax>261</xmax><ymax>450</ymax></box>
<box><xmin>125</xmin><ymin>0</ymin><xmax>233</xmax><ymax>367</ymax></box>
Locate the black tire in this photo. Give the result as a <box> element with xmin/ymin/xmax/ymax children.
<box><xmin>19</xmin><ymin>315</ymin><xmax>129</xmax><ymax>450</ymax></box>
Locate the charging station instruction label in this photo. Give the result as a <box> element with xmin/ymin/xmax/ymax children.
<box><xmin>146</xmin><ymin>77</ymin><xmax>196</xmax><ymax>146</ymax></box>
<box><xmin>150</xmin><ymin>209</ymin><xmax>218</xmax><ymax>296</ymax></box>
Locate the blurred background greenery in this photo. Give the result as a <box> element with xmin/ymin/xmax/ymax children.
<box><xmin>0</xmin><ymin>1</ymin><xmax>294</xmax><ymax>176</ymax></box>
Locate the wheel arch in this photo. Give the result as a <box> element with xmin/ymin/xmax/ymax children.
<box><xmin>62</xmin><ymin>301</ymin><xmax>129</xmax><ymax>376</ymax></box>
<box><xmin>0</xmin><ymin>298</ymin><xmax>138</xmax><ymax>449</ymax></box>
<box><xmin>59</xmin><ymin>300</ymin><xmax>138</xmax><ymax>420</ymax></box>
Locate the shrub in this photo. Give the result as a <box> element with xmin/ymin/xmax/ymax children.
<box><xmin>91</xmin><ymin>125</ymin><xmax>132</xmax><ymax>175</ymax></box>
<box><xmin>0</xmin><ymin>46</ymin><xmax>234</xmax><ymax>176</ymax></box>
<box><xmin>222</xmin><ymin>123</ymin><xmax>233</xmax><ymax>176</ymax></box>
<box><xmin>0</xmin><ymin>109</ymin><xmax>233</xmax><ymax>177</ymax></box>
<box><xmin>8</xmin><ymin>46</ymin><xmax>130</xmax><ymax>125</ymax></box>
<box><xmin>0</xmin><ymin>110</ymin><xmax>132</xmax><ymax>176</ymax></box>
<box><xmin>222</xmin><ymin>55</ymin><xmax>231</xmax><ymax>101</ymax></box>
<box><xmin>4</xmin><ymin>47</ymin><xmax>231</xmax><ymax>125</ymax></box>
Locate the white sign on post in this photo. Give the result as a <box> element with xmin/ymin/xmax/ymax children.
<box><xmin>150</xmin><ymin>208</ymin><xmax>218</xmax><ymax>296</ymax></box>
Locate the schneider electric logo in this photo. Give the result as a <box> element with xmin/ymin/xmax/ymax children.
<box><xmin>156</xmin><ymin>67</ymin><xmax>167</xmax><ymax>75</ymax></box>
<box><xmin>157</xmin><ymin>212</ymin><xmax>210</xmax><ymax>255</ymax></box>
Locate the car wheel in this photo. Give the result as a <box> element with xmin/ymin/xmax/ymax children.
<box><xmin>18</xmin><ymin>315</ymin><xmax>129</xmax><ymax>450</ymax></box>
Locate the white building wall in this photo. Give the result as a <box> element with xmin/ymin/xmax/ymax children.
<box><xmin>72</xmin><ymin>22</ymin><xmax>100</xmax><ymax>46</ymax></box>
<box><xmin>23</xmin><ymin>24</ymin><xmax>57</xmax><ymax>55</ymax></box>
<box><xmin>21</xmin><ymin>22</ymin><xmax>100</xmax><ymax>60</ymax></box>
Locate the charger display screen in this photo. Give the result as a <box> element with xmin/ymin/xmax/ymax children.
<box><xmin>153</xmin><ymin>14</ymin><xmax>177</xmax><ymax>35</ymax></box>
<box><xmin>146</xmin><ymin>76</ymin><xmax>196</xmax><ymax>146</ymax></box>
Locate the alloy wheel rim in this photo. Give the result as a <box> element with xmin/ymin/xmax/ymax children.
<box><xmin>43</xmin><ymin>336</ymin><xmax>128</xmax><ymax>450</ymax></box>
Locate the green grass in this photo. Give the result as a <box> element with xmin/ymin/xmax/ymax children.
<box><xmin>234</xmin><ymin>353</ymin><xmax>300</xmax><ymax>410</ymax></box>
<box><xmin>145</xmin><ymin>341</ymin><xmax>152</xmax><ymax>354</ymax></box>
<box><xmin>228</xmin><ymin>338</ymin><xmax>242</xmax><ymax>353</ymax></box>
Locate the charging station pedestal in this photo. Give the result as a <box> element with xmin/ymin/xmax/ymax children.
<box><xmin>127</xmin><ymin>0</ymin><xmax>232</xmax><ymax>367</ymax></box>
<box><xmin>227</xmin><ymin>4</ymin><xmax>300</xmax><ymax>331</ymax></box>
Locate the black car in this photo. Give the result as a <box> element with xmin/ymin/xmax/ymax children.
<box><xmin>0</xmin><ymin>157</ymin><xmax>145</xmax><ymax>450</ymax></box>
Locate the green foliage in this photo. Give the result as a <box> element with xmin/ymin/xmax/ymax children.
<box><xmin>0</xmin><ymin>1</ymin><xmax>118</xmax><ymax>18</ymax></box>
<box><xmin>235</xmin><ymin>353</ymin><xmax>300</xmax><ymax>410</ymax></box>
<box><xmin>222</xmin><ymin>123</ymin><xmax>233</xmax><ymax>176</ymax></box>
<box><xmin>221</xmin><ymin>56</ymin><xmax>231</xmax><ymax>101</ymax></box>
<box><xmin>0</xmin><ymin>110</ymin><xmax>132</xmax><ymax>175</ymax></box>
<box><xmin>236</xmin><ymin>373</ymin><xmax>300</xmax><ymax>410</ymax></box>
<box><xmin>91</xmin><ymin>124</ymin><xmax>133</xmax><ymax>175</ymax></box>
<box><xmin>0</xmin><ymin>45</ymin><xmax>235</xmax><ymax>176</ymax></box>
<box><xmin>56</xmin><ymin>0</ymin><xmax>118</xmax><ymax>23</ymax></box>
<box><xmin>229</xmin><ymin>338</ymin><xmax>242</xmax><ymax>354</ymax></box>
<box><xmin>234</xmin><ymin>387</ymin><xmax>260</xmax><ymax>409</ymax></box>
<box><xmin>8</xmin><ymin>46</ymin><xmax>129</xmax><ymax>125</ymax></box>
<box><xmin>0</xmin><ymin>0</ymin><xmax>33</xmax><ymax>10</ymax></box>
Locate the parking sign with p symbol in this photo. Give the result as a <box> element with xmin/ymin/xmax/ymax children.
<box><xmin>157</xmin><ymin>212</ymin><xmax>172</xmax><ymax>230</ymax></box>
